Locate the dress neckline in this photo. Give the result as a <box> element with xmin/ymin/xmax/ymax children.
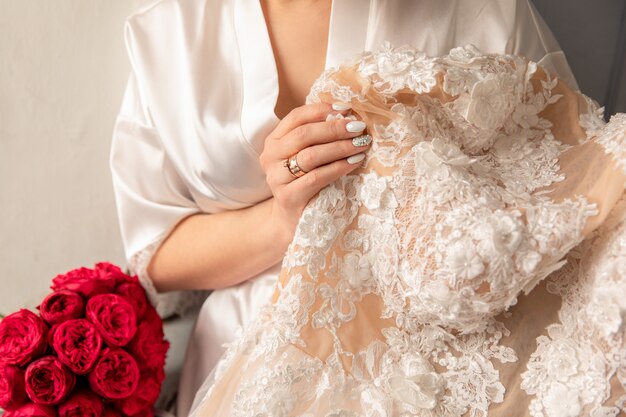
<box><xmin>233</xmin><ymin>0</ymin><xmax>371</xmax><ymax>153</ymax></box>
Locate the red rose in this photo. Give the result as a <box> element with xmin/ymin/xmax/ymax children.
<box><xmin>102</xmin><ymin>407</ymin><xmax>123</xmax><ymax>417</ymax></box>
<box><xmin>152</xmin><ymin>366</ymin><xmax>166</xmax><ymax>385</ymax></box>
<box><xmin>95</xmin><ymin>262</ymin><xmax>131</xmax><ymax>283</ymax></box>
<box><xmin>115</xmin><ymin>282</ymin><xmax>148</xmax><ymax>320</ymax></box>
<box><xmin>127</xmin><ymin>308</ymin><xmax>169</xmax><ymax>370</ymax></box>
<box><xmin>24</xmin><ymin>356</ymin><xmax>75</xmax><ymax>405</ymax></box>
<box><xmin>0</xmin><ymin>364</ymin><xmax>28</xmax><ymax>410</ymax></box>
<box><xmin>114</xmin><ymin>370</ymin><xmax>160</xmax><ymax>416</ymax></box>
<box><xmin>38</xmin><ymin>290</ymin><xmax>84</xmax><ymax>325</ymax></box>
<box><xmin>2</xmin><ymin>403</ymin><xmax>57</xmax><ymax>417</ymax></box>
<box><xmin>51</xmin><ymin>267</ymin><xmax>112</xmax><ymax>297</ymax></box>
<box><xmin>88</xmin><ymin>348</ymin><xmax>139</xmax><ymax>400</ymax></box>
<box><xmin>52</xmin><ymin>319</ymin><xmax>102</xmax><ymax>374</ymax></box>
<box><xmin>47</xmin><ymin>324</ymin><xmax>59</xmax><ymax>347</ymax></box>
<box><xmin>0</xmin><ymin>309</ymin><xmax>48</xmax><ymax>366</ymax></box>
<box><xmin>143</xmin><ymin>305</ymin><xmax>162</xmax><ymax>328</ymax></box>
<box><xmin>58</xmin><ymin>389</ymin><xmax>104</xmax><ymax>417</ymax></box>
<box><xmin>86</xmin><ymin>294</ymin><xmax>137</xmax><ymax>347</ymax></box>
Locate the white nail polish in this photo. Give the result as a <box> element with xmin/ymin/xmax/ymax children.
<box><xmin>346</xmin><ymin>121</ymin><xmax>366</xmax><ymax>133</ymax></box>
<box><xmin>347</xmin><ymin>153</ymin><xmax>366</xmax><ymax>164</ymax></box>
<box><xmin>332</xmin><ymin>102</ymin><xmax>351</xmax><ymax>111</ymax></box>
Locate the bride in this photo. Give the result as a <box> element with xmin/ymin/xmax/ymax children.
<box><xmin>110</xmin><ymin>0</ymin><xmax>625</xmax><ymax>415</ymax></box>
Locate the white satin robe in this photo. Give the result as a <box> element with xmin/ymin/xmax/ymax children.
<box><xmin>109</xmin><ymin>1</ymin><xmax>578</xmax><ymax>416</ymax></box>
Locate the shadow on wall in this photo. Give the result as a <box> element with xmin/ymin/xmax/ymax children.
<box><xmin>533</xmin><ymin>0</ymin><xmax>626</xmax><ymax>117</ymax></box>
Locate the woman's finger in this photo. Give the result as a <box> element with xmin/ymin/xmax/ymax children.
<box><xmin>276</xmin><ymin>136</ymin><xmax>372</xmax><ymax>183</ymax></box>
<box><xmin>269</xmin><ymin>102</ymin><xmax>350</xmax><ymax>139</ymax></box>
<box><xmin>277</xmin><ymin>118</ymin><xmax>367</xmax><ymax>158</ymax></box>
<box><xmin>282</xmin><ymin>153</ymin><xmax>366</xmax><ymax>206</ymax></box>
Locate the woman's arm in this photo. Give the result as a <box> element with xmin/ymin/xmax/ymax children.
<box><xmin>148</xmin><ymin>102</ymin><xmax>371</xmax><ymax>292</ymax></box>
<box><xmin>148</xmin><ymin>197</ymin><xmax>285</xmax><ymax>292</ymax></box>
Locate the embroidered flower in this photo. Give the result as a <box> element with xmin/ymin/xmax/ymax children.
<box><xmin>314</xmin><ymin>283</ymin><xmax>358</xmax><ymax>324</ymax></box>
<box><xmin>445</xmin><ymin>241</ymin><xmax>485</xmax><ymax>283</ymax></box>
<box><xmin>492</xmin><ymin>133</ymin><xmax>535</xmax><ymax>161</ymax></box>
<box><xmin>359</xmin><ymin>42</ymin><xmax>437</xmax><ymax>94</ymax></box>
<box><xmin>465</xmin><ymin>74</ymin><xmax>515</xmax><ymax>130</ymax></box>
<box><xmin>352</xmin><ymin>340</ymin><xmax>386</xmax><ymax>383</ymax></box>
<box><xmin>488</xmin><ymin>210</ymin><xmax>524</xmax><ymax>254</ymax></box>
<box><xmin>383</xmin><ymin>353</ymin><xmax>443</xmax><ymax>411</ymax></box>
<box><xmin>232</xmin><ymin>360</ymin><xmax>322</xmax><ymax>417</ymax></box>
<box><xmin>587</xmin><ymin>287</ymin><xmax>623</xmax><ymax>338</ymax></box>
<box><xmin>432</xmin><ymin>138</ymin><xmax>474</xmax><ymax>166</ymax></box>
<box><xmin>517</xmin><ymin>251</ymin><xmax>542</xmax><ymax>275</ymax></box>
<box><xmin>443</xmin><ymin>67</ymin><xmax>476</xmax><ymax>97</ymax></box>
<box><xmin>359</xmin><ymin>388</ymin><xmax>392</xmax><ymax>417</ymax></box>
<box><xmin>341</xmin><ymin>253</ymin><xmax>373</xmax><ymax>288</ymax></box>
<box><xmin>314</xmin><ymin>182</ymin><xmax>348</xmax><ymax>211</ymax></box>
<box><xmin>511</xmin><ymin>103</ymin><xmax>540</xmax><ymax>129</ymax></box>
<box><xmin>376</xmin><ymin>46</ymin><xmax>413</xmax><ymax>76</ymax></box>
<box><xmin>415</xmin><ymin>138</ymin><xmax>474</xmax><ymax>173</ymax></box>
<box><xmin>542</xmin><ymin>382</ymin><xmax>582</xmax><ymax>417</ymax></box>
<box><xmin>448</xmin><ymin>44</ymin><xmax>483</xmax><ymax>65</ymax></box>
<box><xmin>358</xmin><ymin>173</ymin><xmax>396</xmax><ymax>212</ymax></box>
<box><xmin>544</xmin><ymin>339</ymin><xmax>579</xmax><ymax>382</ymax></box>
<box><xmin>298</xmin><ymin>209</ymin><xmax>338</xmax><ymax>248</ymax></box>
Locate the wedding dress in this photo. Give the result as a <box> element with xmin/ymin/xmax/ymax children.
<box><xmin>188</xmin><ymin>44</ymin><xmax>626</xmax><ymax>417</ymax></box>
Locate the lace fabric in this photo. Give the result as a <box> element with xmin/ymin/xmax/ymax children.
<box><xmin>189</xmin><ymin>44</ymin><xmax>626</xmax><ymax>417</ymax></box>
<box><xmin>520</xmin><ymin>197</ymin><xmax>626</xmax><ymax>417</ymax></box>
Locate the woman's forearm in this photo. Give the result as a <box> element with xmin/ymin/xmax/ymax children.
<box><xmin>147</xmin><ymin>197</ymin><xmax>290</xmax><ymax>292</ymax></box>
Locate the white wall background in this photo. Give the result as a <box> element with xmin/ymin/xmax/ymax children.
<box><xmin>0</xmin><ymin>1</ymin><xmax>144</xmax><ymax>314</ymax></box>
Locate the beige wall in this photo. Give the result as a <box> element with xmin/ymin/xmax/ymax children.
<box><xmin>0</xmin><ymin>1</ymin><xmax>144</xmax><ymax>314</ymax></box>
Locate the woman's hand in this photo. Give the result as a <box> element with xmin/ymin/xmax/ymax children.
<box><xmin>260</xmin><ymin>103</ymin><xmax>371</xmax><ymax>245</ymax></box>
<box><xmin>259</xmin><ymin>102</ymin><xmax>372</xmax><ymax>246</ymax></box>
<box><xmin>146</xmin><ymin>102</ymin><xmax>371</xmax><ymax>291</ymax></box>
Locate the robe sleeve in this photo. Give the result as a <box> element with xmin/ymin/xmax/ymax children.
<box><xmin>110</xmin><ymin>66</ymin><xmax>209</xmax><ymax>319</ymax></box>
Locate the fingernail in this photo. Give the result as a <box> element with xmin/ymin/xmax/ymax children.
<box><xmin>352</xmin><ymin>134</ymin><xmax>372</xmax><ymax>147</ymax></box>
<box><xmin>346</xmin><ymin>121</ymin><xmax>366</xmax><ymax>133</ymax></box>
<box><xmin>347</xmin><ymin>153</ymin><xmax>366</xmax><ymax>164</ymax></box>
<box><xmin>332</xmin><ymin>102</ymin><xmax>351</xmax><ymax>111</ymax></box>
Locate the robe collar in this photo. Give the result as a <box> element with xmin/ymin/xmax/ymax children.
<box><xmin>234</xmin><ymin>0</ymin><xmax>371</xmax><ymax>152</ymax></box>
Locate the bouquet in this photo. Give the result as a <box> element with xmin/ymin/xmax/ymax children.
<box><xmin>0</xmin><ymin>262</ymin><xmax>170</xmax><ymax>417</ymax></box>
